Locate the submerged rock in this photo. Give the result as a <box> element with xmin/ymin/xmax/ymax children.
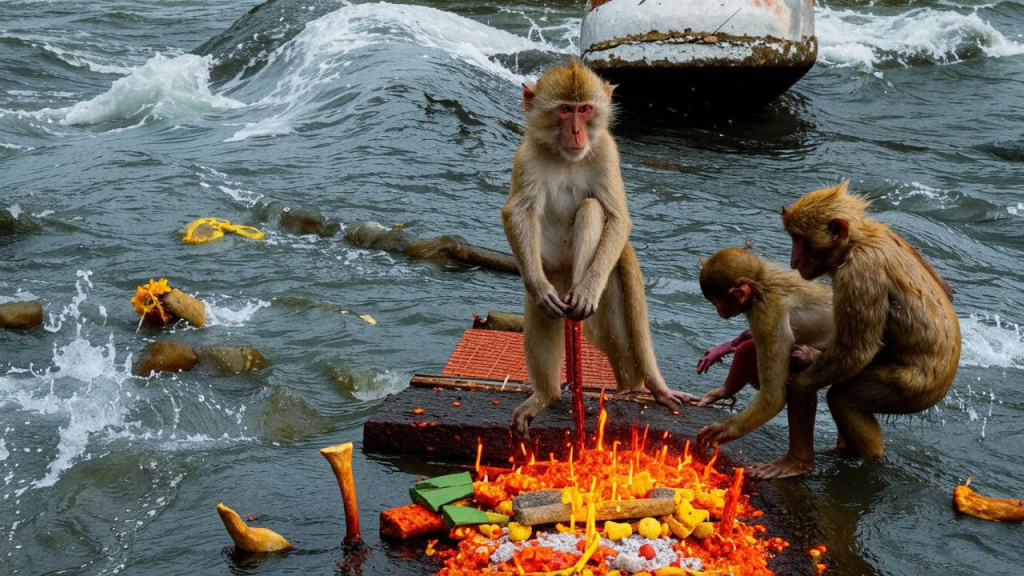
<box><xmin>138</xmin><ymin>341</ymin><xmax>199</xmax><ymax>376</ymax></box>
<box><xmin>0</xmin><ymin>300</ymin><xmax>44</xmax><ymax>328</ymax></box>
<box><xmin>200</xmin><ymin>346</ymin><xmax>268</xmax><ymax>375</ymax></box>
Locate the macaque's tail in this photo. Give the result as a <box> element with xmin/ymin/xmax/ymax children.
<box><xmin>619</xmin><ymin>244</ymin><xmax>664</xmax><ymax>384</ymax></box>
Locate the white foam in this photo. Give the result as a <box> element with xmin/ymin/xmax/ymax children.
<box><xmin>883</xmin><ymin>181</ymin><xmax>952</xmax><ymax>207</ymax></box>
<box><xmin>817</xmin><ymin>6</ymin><xmax>1024</xmax><ymax>70</ymax></box>
<box><xmin>204</xmin><ymin>298</ymin><xmax>271</xmax><ymax>327</ymax></box>
<box><xmin>959</xmin><ymin>313</ymin><xmax>1024</xmax><ymax>370</ymax></box>
<box><xmin>1</xmin><ymin>272</ymin><xmax>254</xmax><ymax>493</ymax></box>
<box><xmin>35</xmin><ymin>53</ymin><xmax>244</xmax><ymax>126</ymax></box>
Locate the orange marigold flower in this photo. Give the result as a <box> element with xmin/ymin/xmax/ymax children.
<box><xmin>130</xmin><ymin>279</ymin><xmax>173</xmax><ymax>324</ymax></box>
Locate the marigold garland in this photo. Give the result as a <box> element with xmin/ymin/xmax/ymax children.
<box><xmin>130</xmin><ymin>278</ymin><xmax>173</xmax><ymax>324</ymax></box>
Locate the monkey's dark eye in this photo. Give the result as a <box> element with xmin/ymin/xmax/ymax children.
<box><xmin>558</xmin><ymin>104</ymin><xmax>573</xmax><ymax>114</ymax></box>
<box><xmin>578</xmin><ymin>104</ymin><xmax>593</xmax><ymax>114</ymax></box>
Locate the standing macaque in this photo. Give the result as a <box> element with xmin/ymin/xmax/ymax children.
<box><xmin>782</xmin><ymin>181</ymin><xmax>961</xmax><ymax>459</ymax></box>
<box><xmin>502</xmin><ymin>59</ymin><xmax>694</xmax><ymax>439</ymax></box>
<box><xmin>695</xmin><ymin>247</ymin><xmax>834</xmax><ymax>478</ymax></box>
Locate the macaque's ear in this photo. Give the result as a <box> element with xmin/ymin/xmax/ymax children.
<box><xmin>744</xmin><ymin>235</ymin><xmax>754</xmax><ymax>250</ymax></box>
<box><xmin>727</xmin><ymin>282</ymin><xmax>753</xmax><ymax>307</ymax></box>
<box><xmin>522</xmin><ymin>84</ymin><xmax>537</xmax><ymax>111</ymax></box>
<box><xmin>827</xmin><ymin>218</ymin><xmax>850</xmax><ymax>243</ymax></box>
<box><xmin>698</xmin><ymin>257</ymin><xmax>706</xmax><ymax>270</ymax></box>
<box><xmin>603</xmin><ymin>81</ymin><xmax>617</xmax><ymax>99</ymax></box>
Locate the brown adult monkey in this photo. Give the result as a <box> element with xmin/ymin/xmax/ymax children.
<box><xmin>695</xmin><ymin>247</ymin><xmax>834</xmax><ymax>478</ymax></box>
<box><xmin>782</xmin><ymin>181</ymin><xmax>960</xmax><ymax>459</ymax></box>
<box><xmin>502</xmin><ymin>59</ymin><xmax>694</xmax><ymax>439</ymax></box>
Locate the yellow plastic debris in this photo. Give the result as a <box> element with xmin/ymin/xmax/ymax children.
<box><xmin>183</xmin><ymin>217</ymin><xmax>264</xmax><ymax>244</ymax></box>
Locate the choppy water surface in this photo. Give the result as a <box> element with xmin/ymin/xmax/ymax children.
<box><xmin>2</xmin><ymin>1</ymin><xmax>1023</xmax><ymax>574</ymax></box>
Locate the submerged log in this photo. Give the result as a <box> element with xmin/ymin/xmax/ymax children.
<box><xmin>345</xmin><ymin>221</ymin><xmax>519</xmax><ymax>274</ymax></box>
<box><xmin>472</xmin><ymin>310</ymin><xmax>523</xmax><ymax>332</ymax></box>
<box><xmin>161</xmin><ymin>289</ymin><xmax>206</xmax><ymax>327</ymax></box>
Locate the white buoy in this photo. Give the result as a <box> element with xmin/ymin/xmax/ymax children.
<box><xmin>580</xmin><ymin>0</ymin><xmax>817</xmax><ymax>113</ymax></box>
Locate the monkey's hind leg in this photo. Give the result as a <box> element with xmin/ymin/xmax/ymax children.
<box><xmin>512</xmin><ymin>300</ymin><xmax>566</xmax><ymax>440</ymax></box>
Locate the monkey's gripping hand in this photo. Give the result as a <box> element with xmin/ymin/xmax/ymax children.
<box><xmin>790</xmin><ymin>344</ymin><xmax>820</xmax><ymax>369</ymax></box>
<box><xmin>531</xmin><ymin>281</ymin><xmax>569</xmax><ymax>318</ymax></box>
<box><xmin>697</xmin><ymin>330</ymin><xmax>753</xmax><ymax>374</ymax></box>
<box><xmin>696</xmin><ymin>420</ymin><xmax>737</xmax><ymax>454</ymax></box>
<box><xmin>564</xmin><ymin>280</ymin><xmax>601</xmax><ymax>321</ymax></box>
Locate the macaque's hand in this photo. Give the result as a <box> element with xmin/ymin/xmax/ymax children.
<box><xmin>696</xmin><ymin>420</ymin><xmax>736</xmax><ymax>453</ymax></box>
<box><xmin>697</xmin><ymin>341</ymin><xmax>736</xmax><ymax>374</ymax></box>
<box><xmin>531</xmin><ymin>281</ymin><xmax>569</xmax><ymax>319</ymax></box>
<box><xmin>790</xmin><ymin>344</ymin><xmax>820</xmax><ymax>368</ymax></box>
<box><xmin>564</xmin><ymin>281</ymin><xmax>600</xmax><ymax>321</ymax></box>
<box><xmin>697</xmin><ymin>387</ymin><xmax>731</xmax><ymax>407</ymax></box>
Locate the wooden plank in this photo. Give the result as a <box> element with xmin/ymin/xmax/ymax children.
<box><xmin>364</xmin><ymin>374</ymin><xmax>722</xmax><ymax>464</ymax></box>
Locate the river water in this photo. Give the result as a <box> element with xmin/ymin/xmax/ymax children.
<box><xmin>2</xmin><ymin>1</ymin><xmax>1022</xmax><ymax>574</ymax></box>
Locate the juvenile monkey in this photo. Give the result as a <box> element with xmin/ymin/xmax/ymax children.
<box><xmin>502</xmin><ymin>59</ymin><xmax>694</xmax><ymax>439</ymax></box>
<box><xmin>695</xmin><ymin>247</ymin><xmax>834</xmax><ymax>478</ymax></box>
<box><xmin>782</xmin><ymin>181</ymin><xmax>960</xmax><ymax>459</ymax></box>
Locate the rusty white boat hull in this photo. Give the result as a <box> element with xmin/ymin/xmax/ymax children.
<box><xmin>580</xmin><ymin>0</ymin><xmax>817</xmax><ymax>112</ymax></box>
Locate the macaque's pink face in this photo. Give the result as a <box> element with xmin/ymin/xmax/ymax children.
<box><xmin>706</xmin><ymin>293</ymin><xmax>743</xmax><ymax>319</ymax></box>
<box><xmin>790</xmin><ymin>235</ymin><xmax>826</xmax><ymax>280</ymax></box>
<box><xmin>558</xmin><ymin>103</ymin><xmax>594</xmax><ymax>161</ymax></box>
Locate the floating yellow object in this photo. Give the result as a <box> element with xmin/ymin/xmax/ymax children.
<box><xmin>183</xmin><ymin>217</ymin><xmax>264</xmax><ymax>244</ymax></box>
<box><xmin>359</xmin><ymin>314</ymin><xmax>377</xmax><ymax>325</ymax></box>
<box><xmin>954</xmin><ymin>477</ymin><xmax>1024</xmax><ymax>522</ymax></box>
<box><xmin>131</xmin><ymin>278</ymin><xmax>173</xmax><ymax>323</ymax></box>
<box><xmin>216</xmin><ymin>503</ymin><xmax>293</xmax><ymax>553</ymax></box>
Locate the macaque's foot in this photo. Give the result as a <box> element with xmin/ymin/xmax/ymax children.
<box><xmin>510</xmin><ymin>407</ymin><xmax>534</xmax><ymax>442</ymax></box>
<box><xmin>822</xmin><ymin>435</ymin><xmax>857</xmax><ymax>458</ymax></box>
<box><xmin>747</xmin><ymin>455</ymin><xmax>815</xmax><ymax>479</ymax></box>
<box><xmin>822</xmin><ymin>445</ymin><xmax>864</xmax><ymax>459</ymax></box>
<box><xmin>646</xmin><ymin>383</ymin><xmax>699</xmax><ymax>411</ymax></box>
<box><xmin>510</xmin><ymin>394</ymin><xmax>556</xmax><ymax>442</ymax></box>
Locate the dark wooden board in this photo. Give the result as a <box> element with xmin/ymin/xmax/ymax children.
<box><xmin>363</xmin><ymin>374</ymin><xmax>722</xmax><ymax>464</ymax></box>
